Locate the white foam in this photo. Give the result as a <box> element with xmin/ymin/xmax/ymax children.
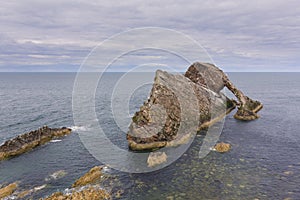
<box><xmin>50</xmin><ymin>139</ymin><xmax>62</xmax><ymax>143</ymax></box>
<box><xmin>34</xmin><ymin>184</ymin><xmax>47</xmax><ymax>191</ymax></box>
<box><xmin>70</xmin><ymin>126</ymin><xmax>88</xmax><ymax>132</ymax></box>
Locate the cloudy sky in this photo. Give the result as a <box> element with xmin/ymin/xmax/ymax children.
<box><xmin>1</xmin><ymin>0</ymin><xmax>300</xmax><ymax>72</ymax></box>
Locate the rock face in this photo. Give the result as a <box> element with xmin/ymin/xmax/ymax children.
<box><xmin>0</xmin><ymin>126</ymin><xmax>72</xmax><ymax>160</ymax></box>
<box><xmin>127</xmin><ymin>62</ymin><xmax>263</xmax><ymax>151</ymax></box>
<box><xmin>185</xmin><ymin>62</ymin><xmax>263</xmax><ymax>120</ymax></box>
<box><xmin>127</xmin><ymin>67</ymin><xmax>236</xmax><ymax>151</ymax></box>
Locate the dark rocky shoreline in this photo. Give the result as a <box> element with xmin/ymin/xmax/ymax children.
<box><xmin>0</xmin><ymin>126</ymin><xmax>72</xmax><ymax>161</ymax></box>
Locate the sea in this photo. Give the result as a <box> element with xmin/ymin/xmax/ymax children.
<box><xmin>0</xmin><ymin>72</ymin><xmax>300</xmax><ymax>200</ymax></box>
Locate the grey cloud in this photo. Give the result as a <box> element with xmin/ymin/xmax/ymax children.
<box><xmin>0</xmin><ymin>0</ymin><xmax>300</xmax><ymax>71</ymax></box>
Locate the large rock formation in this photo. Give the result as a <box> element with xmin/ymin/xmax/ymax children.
<box><xmin>0</xmin><ymin>126</ymin><xmax>72</xmax><ymax>160</ymax></box>
<box><xmin>185</xmin><ymin>62</ymin><xmax>263</xmax><ymax>120</ymax></box>
<box><xmin>127</xmin><ymin>62</ymin><xmax>262</xmax><ymax>151</ymax></box>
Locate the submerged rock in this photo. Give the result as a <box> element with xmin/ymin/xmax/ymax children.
<box><xmin>214</xmin><ymin>142</ymin><xmax>231</xmax><ymax>153</ymax></box>
<box><xmin>0</xmin><ymin>126</ymin><xmax>72</xmax><ymax>161</ymax></box>
<box><xmin>147</xmin><ymin>152</ymin><xmax>168</xmax><ymax>167</ymax></box>
<box><xmin>45</xmin><ymin>170</ymin><xmax>68</xmax><ymax>181</ymax></box>
<box><xmin>127</xmin><ymin>62</ymin><xmax>263</xmax><ymax>151</ymax></box>
<box><xmin>0</xmin><ymin>182</ymin><xmax>18</xmax><ymax>199</ymax></box>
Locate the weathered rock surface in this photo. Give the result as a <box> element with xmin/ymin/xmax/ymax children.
<box><xmin>0</xmin><ymin>126</ymin><xmax>72</xmax><ymax>161</ymax></box>
<box><xmin>127</xmin><ymin>62</ymin><xmax>263</xmax><ymax>151</ymax></box>
<box><xmin>0</xmin><ymin>182</ymin><xmax>18</xmax><ymax>199</ymax></box>
<box><xmin>127</xmin><ymin>67</ymin><xmax>236</xmax><ymax>151</ymax></box>
<box><xmin>185</xmin><ymin>62</ymin><xmax>263</xmax><ymax>120</ymax></box>
<box><xmin>214</xmin><ymin>142</ymin><xmax>231</xmax><ymax>153</ymax></box>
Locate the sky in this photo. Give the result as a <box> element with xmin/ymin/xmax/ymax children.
<box><xmin>1</xmin><ymin>0</ymin><xmax>300</xmax><ymax>72</ymax></box>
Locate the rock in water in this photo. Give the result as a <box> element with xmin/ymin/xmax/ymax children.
<box><xmin>214</xmin><ymin>142</ymin><xmax>231</xmax><ymax>153</ymax></box>
<box><xmin>44</xmin><ymin>187</ymin><xmax>111</xmax><ymax>200</ymax></box>
<box><xmin>72</xmin><ymin>166</ymin><xmax>103</xmax><ymax>188</ymax></box>
<box><xmin>147</xmin><ymin>152</ymin><xmax>168</xmax><ymax>167</ymax></box>
<box><xmin>127</xmin><ymin>68</ymin><xmax>236</xmax><ymax>151</ymax></box>
<box><xmin>0</xmin><ymin>126</ymin><xmax>72</xmax><ymax>161</ymax></box>
<box><xmin>45</xmin><ymin>166</ymin><xmax>111</xmax><ymax>200</ymax></box>
<box><xmin>127</xmin><ymin>62</ymin><xmax>263</xmax><ymax>151</ymax></box>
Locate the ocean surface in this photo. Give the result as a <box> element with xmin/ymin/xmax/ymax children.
<box><xmin>0</xmin><ymin>72</ymin><xmax>300</xmax><ymax>199</ymax></box>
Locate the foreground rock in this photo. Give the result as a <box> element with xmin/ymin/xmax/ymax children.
<box><xmin>214</xmin><ymin>142</ymin><xmax>231</xmax><ymax>153</ymax></box>
<box><xmin>0</xmin><ymin>126</ymin><xmax>72</xmax><ymax>161</ymax></box>
<box><xmin>44</xmin><ymin>166</ymin><xmax>111</xmax><ymax>200</ymax></box>
<box><xmin>127</xmin><ymin>62</ymin><xmax>263</xmax><ymax>151</ymax></box>
<box><xmin>0</xmin><ymin>166</ymin><xmax>113</xmax><ymax>199</ymax></box>
<box><xmin>0</xmin><ymin>182</ymin><xmax>18</xmax><ymax>199</ymax></box>
<box><xmin>44</xmin><ymin>186</ymin><xmax>111</xmax><ymax>200</ymax></box>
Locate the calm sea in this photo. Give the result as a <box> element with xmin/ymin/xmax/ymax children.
<box><xmin>0</xmin><ymin>72</ymin><xmax>300</xmax><ymax>199</ymax></box>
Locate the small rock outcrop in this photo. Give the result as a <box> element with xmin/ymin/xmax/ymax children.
<box><xmin>214</xmin><ymin>142</ymin><xmax>231</xmax><ymax>153</ymax></box>
<box><xmin>72</xmin><ymin>166</ymin><xmax>103</xmax><ymax>188</ymax></box>
<box><xmin>0</xmin><ymin>126</ymin><xmax>72</xmax><ymax>161</ymax></box>
<box><xmin>0</xmin><ymin>182</ymin><xmax>18</xmax><ymax>199</ymax></box>
<box><xmin>147</xmin><ymin>152</ymin><xmax>168</xmax><ymax>167</ymax></box>
<box><xmin>127</xmin><ymin>62</ymin><xmax>263</xmax><ymax>151</ymax></box>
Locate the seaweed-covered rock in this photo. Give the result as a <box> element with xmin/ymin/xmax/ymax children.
<box><xmin>44</xmin><ymin>186</ymin><xmax>111</xmax><ymax>200</ymax></box>
<box><xmin>0</xmin><ymin>126</ymin><xmax>72</xmax><ymax>161</ymax></box>
<box><xmin>0</xmin><ymin>182</ymin><xmax>18</xmax><ymax>199</ymax></box>
<box><xmin>214</xmin><ymin>142</ymin><xmax>231</xmax><ymax>153</ymax></box>
<box><xmin>44</xmin><ymin>166</ymin><xmax>111</xmax><ymax>200</ymax></box>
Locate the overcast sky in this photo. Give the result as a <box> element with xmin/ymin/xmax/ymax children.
<box><xmin>1</xmin><ymin>0</ymin><xmax>300</xmax><ymax>72</ymax></box>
